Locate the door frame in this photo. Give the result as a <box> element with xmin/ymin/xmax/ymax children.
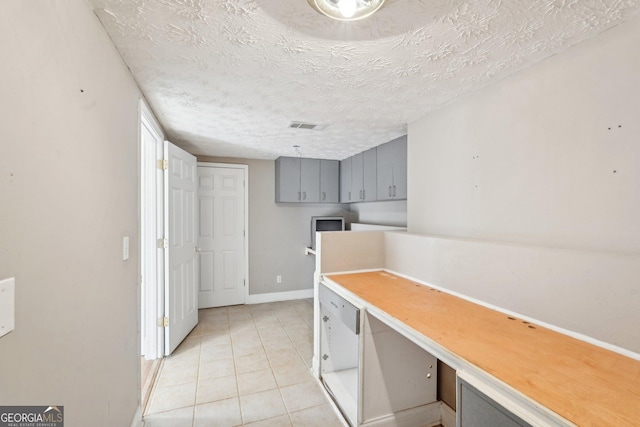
<box><xmin>140</xmin><ymin>100</ymin><xmax>165</xmax><ymax>361</ymax></box>
<box><xmin>197</xmin><ymin>162</ymin><xmax>250</xmax><ymax>305</ymax></box>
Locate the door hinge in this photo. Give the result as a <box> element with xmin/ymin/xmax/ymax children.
<box><xmin>158</xmin><ymin>159</ymin><xmax>168</xmax><ymax>170</ymax></box>
<box><xmin>158</xmin><ymin>317</ymin><xmax>169</xmax><ymax>327</ymax></box>
<box><xmin>157</xmin><ymin>238</ymin><xmax>168</xmax><ymax>249</ymax></box>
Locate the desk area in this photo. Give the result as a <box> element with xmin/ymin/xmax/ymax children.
<box><xmin>323</xmin><ymin>271</ymin><xmax>640</xmax><ymax>426</ymax></box>
<box><xmin>312</xmin><ymin>231</ymin><xmax>640</xmax><ymax>427</ymax></box>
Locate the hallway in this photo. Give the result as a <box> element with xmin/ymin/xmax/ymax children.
<box><xmin>143</xmin><ymin>299</ymin><xmax>342</xmax><ymax>426</ymax></box>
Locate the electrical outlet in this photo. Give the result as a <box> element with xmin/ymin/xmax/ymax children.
<box><xmin>276</xmin><ymin>275</ymin><xmax>282</xmax><ymax>284</ymax></box>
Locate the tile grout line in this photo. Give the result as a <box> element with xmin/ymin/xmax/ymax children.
<box><xmin>191</xmin><ymin>319</ymin><xmax>205</xmax><ymax>427</ymax></box>
<box><xmin>230</xmin><ymin>307</ymin><xmax>247</xmax><ymax>427</ymax></box>
<box><xmin>254</xmin><ymin>308</ymin><xmax>296</xmax><ymax>427</ymax></box>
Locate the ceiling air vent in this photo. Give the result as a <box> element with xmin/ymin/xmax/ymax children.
<box><xmin>289</xmin><ymin>121</ymin><xmax>327</xmax><ymax>131</ymax></box>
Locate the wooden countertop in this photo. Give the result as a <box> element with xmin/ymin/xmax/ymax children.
<box><xmin>326</xmin><ymin>271</ymin><xmax>640</xmax><ymax>427</ymax></box>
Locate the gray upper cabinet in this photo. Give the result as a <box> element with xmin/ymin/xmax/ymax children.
<box><xmin>351</xmin><ymin>153</ymin><xmax>364</xmax><ymax>201</ymax></box>
<box><xmin>363</xmin><ymin>147</ymin><xmax>377</xmax><ymax>202</ymax></box>
<box><xmin>275</xmin><ymin>157</ymin><xmax>301</xmax><ymax>202</ymax></box>
<box><xmin>320</xmin><ymin>160</ymin><xmax>339</xmax><ymax>203</ymax></box>
<box><xmin>300</xmin><ymin>158</ymin><xmax>320</xmax><ymax>203</ymax></box>
<box><xmin>376</xmin><ymin>135</ymin><xmax>407</xmax><ymax>200</ymax></box>
<box><xmin>340</xmin><ymin>158</ymin><xmax>352</xmax><ymax>203</ymax></box>
<box><xmin>275</xmin><ymin>156</ymin><xmax>338</xmax><ymax>204</ymax></box>
<box><xmin>349</xmin><ymin>148</ymin><xmax>377</xmax><ymax>202</ymax></box>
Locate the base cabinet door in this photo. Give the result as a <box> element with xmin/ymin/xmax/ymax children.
<box><xmin>458</xmin><ymin>379</ymin><xmax>532</xmax><ymax>427</ymax></box>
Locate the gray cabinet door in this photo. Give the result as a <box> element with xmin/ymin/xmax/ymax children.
<box><xmin>363</xmin><ymin>147</ymin><xmax>377</xmax><ymax>202</ymax></box>
<box><xmin>376</xmin><ymin>136</ymin><xmax>407</xmax><ymax>200</ymax></box>
<box><xmin>392</xmin><ymin>136</ymin><xmax>407</xmax><ymax>199</ymax></box>
<box><xmin>275</xmin><ymin>157</ymin><xmax>301</xmax><ymax>202</ymax></box>
<box><xmin>300</xmin><ymin>158</ymin><xmax>320</xmax><ymax>203</ymax></box>
<box><xmin>320</xmin><ymin>160</ymin><xmax>339</xmax><ymax>203</ymax></box>
<box><xmin>340</xmin><ymin>158</ymin><xmax>352</xmax><ymax>203</ymax></box>
<box><xmin>351</xmin><ymin>153</ymin><xmax>364</xmax><ymax>201</ymax></box>
<box><xmin>376</xmin><ymin>141</ymin><xmax>394</xmax><ymax>200</ymax></box>
<box><xmin>458</xmin><ymin>380</ymin><xmax>532</xmax><ymax>427</ymax></box>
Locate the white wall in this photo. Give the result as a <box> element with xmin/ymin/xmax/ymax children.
<box><xmin>198</xmin><ymin>157</ymin><xmax>354</xmax><ymax>295</ymax></box>
<box><xmin>384</xmin><ymin>232</ymin><xmax>640</xmax><ymax>354</ymax></box>
<box><xmin>408</xmin><ymin>16</ymin><xmax>640</xmax><ymax>255</ymax></box>
<box><xmin>0</xmin><ymin>1</ymin><xmax>141</xmax><ymax>425</ymax></box>
<box><xmin>348</xmin><ymin>200</ymin><xmax>407</xmax><ymax>228</ymax></box>
<box><xmin>406</xmin><ymin>17</ymin><xmax>640</xmax><ymax>354</ymax></box>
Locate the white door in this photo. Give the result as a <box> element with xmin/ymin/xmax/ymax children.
<box><xmin>164</xmin><ymin>141</ymin><xmax>198</xmax><ymax>355</ymax></box>
<box><xmin>197</xmin><ymin>165</ymin><xmax>247</xmax><ymax>308</ymax></box>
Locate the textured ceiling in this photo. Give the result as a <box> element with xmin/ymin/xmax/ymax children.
<box><xmin>90</xmin><ymin>0</ymin><xmax>639</xmax><ymax>160</ymax></box>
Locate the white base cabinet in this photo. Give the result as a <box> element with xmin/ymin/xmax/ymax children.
<box><xmin>361</xmin><ymin>312</ymin><xmax>439</xmax><ymax>426</ymax></box>
<box><xmin>319</xmin><ymin>285</ymin><xmax>440</xmax><ymax>427</ymax></box>
<box><xmin>319</xmin><ymin>284</ymin><xmax>360</xmax><ymax>425</ymax></box>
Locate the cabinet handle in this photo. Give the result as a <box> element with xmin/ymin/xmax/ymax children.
<box><xmin>363</xmin><ymin>190</ymin><xmax>366</xmax><ymax>200</ymax></box>
<box><xmin>393</xmin><ymin>185</ymin><xmax>396</xmax><ymax>197</ymax></box>
<box><xmin>388</xmin><ymin>186</ymin><xmax>392</xmax><ymax>197</ymax></box>
<box><xmin>348</xmin><ymin>191</ymin><xmax>351</xmax><ymax>201</ymax></box>
<box><xmin>298</xmin><ymin>191</ymin><xmax>301</xmax><ymax>201</ymax></box>
<box><xmin>322</xmin><ymin>192</ymin><xmax>326</xmax><ymax>201</ymax></box>
<box><xmin>303</xmin><ymin>191</ymin><xmax>306</xmax><ymax>200</ymax></box>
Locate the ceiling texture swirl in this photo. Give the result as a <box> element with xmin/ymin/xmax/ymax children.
<box><xmin>89</xmin><ymin>0</ymin><xmax>639</xmax><ymax>160</ymax></box>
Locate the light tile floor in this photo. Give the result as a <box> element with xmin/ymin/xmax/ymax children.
<box><xmin>143</xmin><ymin>299</ymin><xmax>343</xmax><ymax>427</ymax></box>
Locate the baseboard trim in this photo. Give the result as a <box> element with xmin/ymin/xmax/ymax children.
<box><xmin>440</xmin><ymin>402</ymin><xmax>456</xmax><ymax>427</ymax></box>
<box><xmin>361</xmin><ymin>401</ymin><xmax>441</xmax><ymax>427</ymax></box>
<box><xmin>246</xmin><ymin>289</ymin><xmax>313</xmax><ymax>305</ymax></box>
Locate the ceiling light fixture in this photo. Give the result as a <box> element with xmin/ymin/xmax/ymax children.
<box><xmin>307</xmin><ymin>0</ymin><xmax>386</xmax><ymax>21</ymax></box>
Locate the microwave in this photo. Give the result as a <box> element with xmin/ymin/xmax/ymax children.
<box><xmin>310</xmin><ymin>216</ymin><xmax>345</xmax><ymax>250</ymax></box>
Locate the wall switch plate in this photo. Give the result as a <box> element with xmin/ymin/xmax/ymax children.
<box><xmin>276</xmin><ymin>275</ymin><xmax>282</xmax><ymax>284</ymax></box>
<box><xmin>0</xmin><ymin>278</ymin><xmax>15</xmax><ymax>338</ymax></box>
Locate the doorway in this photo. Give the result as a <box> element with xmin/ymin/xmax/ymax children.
<box><xmin>139</xmin><ymin>110</ymin><xmax>249</xmax><ymax>415</ymax></box>
<box><xmin>139</xmin><ymin>100</ymin><xmax>164</xmax><ymax>411</ymax></box>
<box><xmin>197</xmin><ymin>163</ymin><xmax>249</xmax><ymax>308</ymax></box>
